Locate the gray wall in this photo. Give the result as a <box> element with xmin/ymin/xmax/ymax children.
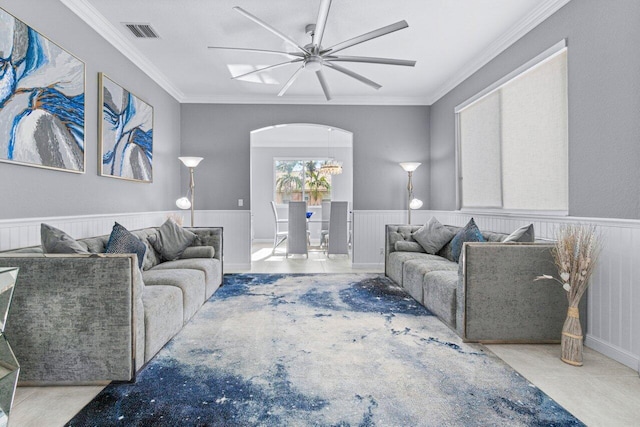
<box><xmin>430</xmin><ymin>0</ymin><xmax>640</xmax><ymax>219</ymax></box>
<box><xmin>0</xmin><ymin>0</ymin><xmax>181</xmax><ymax>219</ymax></box>
<box><xmin>180</xmin><ymin>104</ymin><xmax>430</xmax><ymax>211</ymax></box>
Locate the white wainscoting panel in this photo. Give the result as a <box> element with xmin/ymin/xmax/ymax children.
<box><xmin>351</xmin><ymin>209</ymin><xmax>640</xmax><ymax>372</ymax></box>
<box><xmin>196</xmin><ymin>210</ymin><xmax>252</xmax><ymax>270</ymax></box>
<box><xmin>351</xmin><ymin>211</ymin><xmax>405</xmax><ymax>268</ymax></box>
<box><xmin>0</xmin><ymin>211</ymin><xmax>174</xmax><ymax>251</ymax></box>
<box><xmin>0</xmin><ymin>210</ymin><xmax>252</xmax><ymax>271</ymax></box>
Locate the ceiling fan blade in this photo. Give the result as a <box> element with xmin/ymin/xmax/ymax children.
<box><xmin>208</xmin><ymin>46</ymin><xmax>303</xmax><ymax>58</ymax></box>
<box><xmin>322</xmin><ymin>20</ymin><xmax>409</xmax><ymax>56</ymax></box>
<box><xmin>324</xmin><ymin>62</ymin><xmax>381</xmax><ymax>90</ymax></box>
<box><xmin>233</xmin><ymin>7</ymin><xmax>311</xmax><ymax>55</ymax></box>
<box><xmin>232</xmin><ymin>59</ymin><xmax>303</xmax><ymax>80</ymax></box>
<box><xmin>323</xmin><ymin>55</ymin><xmax>416</xmax><ymax>67</ymax></box>
<box><xmin>316</xmin><ymin>70</ymin><xmax>332</xmax><ymax>101</ymax></box>
<box><xmin>312</xmin><ymin>0</ymin><xmax>332</xmax><ymax>49</ymax></box>
<box><xmin>278</xmin><ymin>65</ymin><xmax>305</xmax><ymax>97</ymax></box>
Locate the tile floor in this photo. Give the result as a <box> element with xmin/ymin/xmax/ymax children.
<box><xmin>11</xmin><ymin>242</ymin><xmax>640</xmax><ymax>426</ymax></box>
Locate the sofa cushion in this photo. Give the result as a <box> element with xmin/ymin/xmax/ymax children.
<box><xmin>149</xmin><ymin>219</ymin><xmax>197</xmax><ymax>261</ymax></box>
<box><xmin>105</xmin><ymin>223</ymin><xmax>147</xmax><ymax>269</ymax></box>
<box><xmin>179</xmin><ymin>246</ymin><xmax>215</xmax><ymax>259</ymax></box>
<box><xmin>412</xmin><ymin>217</ymin><xmax>456</xmax><ymax>254</ymax></box>
<box><xmin>423</xmin><ymin>270</ymin><xmax>459</xmax><ymax>328</ymax></box>
<box><xmin>503</xmin><ymin>224</ymin><xmax>535</xmax><ymax>243</ymax></box>
<box><xmin>143</xmin><ymin>269</ymin><xmax>206</xmax><ymax>323</ymax></box>
<box><xmin>450</xmin><ymin>218</ymin><xmax>485</xmax><ymax>262</ymax></box>
<box><xmin>81</xmin><ymin>236</ymin><xmax>108</xmax><ymax>254</ymax></box>
<box><xmin>142</xmin><ymin>285</ymin><xmax>183</xmax><ymax>363</ymax></box>
<box><xmin>402</xmin><ymin>258</ymin><xmax>458</xmax><ymax>304</ymax></box>
<box><xmin>41</xmin><ymin>223</ymin><xmax>89</xmax><ymax>254</ymax></box>
<box><xmin>386</xmin><ymin>251</ymin><xmax>446</xmax><ymax>286</ymax></box>
<box><xmin>151</xmin><ymin>258</ymin><xmax>222</xmax><ymax>299</ymax></box>
<box><xmin>394</xmin><ymin>241</ymin><xmax>426</xmax><ymax>253</ymax></box>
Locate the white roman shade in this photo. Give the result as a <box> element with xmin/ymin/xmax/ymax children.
<box><xmin>457</xmin><ymin>44</ymin><xmax>568</xmax><ymax>213</ymax></box>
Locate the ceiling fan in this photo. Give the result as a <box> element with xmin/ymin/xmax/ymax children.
<box><xmin>208</xmin><ymin>0</ymin><xmax>416</xmax><ymax>100</ymax></box>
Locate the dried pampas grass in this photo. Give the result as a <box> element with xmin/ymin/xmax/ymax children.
<box><xmin>553</xmin><ymin>224</ymin><xmax>601</xmax><ymax>366</ymax></box>
<box><xmin>536</xmin><ymin>224</ymin><xmax>601</xmax><ymax>365</ymax></box>
<box><xmin>166</xmin><ymin>213</ymin><xmax>184</xmax><ymax>227</ymax></box>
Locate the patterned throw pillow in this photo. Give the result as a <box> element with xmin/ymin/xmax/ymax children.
<box><xmin>105</xmin><ymin>222</ymin><xmax>147</xmax><ymax>269</ymax></box>
<box><xmin>41</xmin><ymin>223</ymin><xmax>89</xmax><ymax>254</ymax></box>
<box><xmin>450</xmin><ymin>218</ymin><xmax>486</xmax><ymax>262</ymax></box>
<box><xmin>149</xmin><ymin>218</ymin><xmax>197</xmax><ymax>261</ymax></box>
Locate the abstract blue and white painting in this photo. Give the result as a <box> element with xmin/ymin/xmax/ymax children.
<box><xmin>100</xmin><ymin>73</ymin><xmax>153</xmax><ymax>182</ymax></box>
<box><xmin>0</xmin><ymin>8</ymin><xmax>85</xmax><ymax>173</ymax></box>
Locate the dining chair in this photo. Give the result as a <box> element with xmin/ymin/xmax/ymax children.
<box><xmin>270</xmin><ymin>201</ymin><xmax>287</xmax><ymax>254</ymax></box>
<box><xmin>327</xmin><ymin>201</ymin><xmax>349</xmax><ymax>256</ymax></box>
<box><xmin>287</xmin><ymin>201</ymin><xmax>308</xmax><ymax>257</ymax></box>
<box><xmin>319</xmin><ymin>200</ymin><xmax>330</xmax><ymax>248</ymax></box>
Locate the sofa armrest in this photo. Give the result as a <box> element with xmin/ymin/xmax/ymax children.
<box><xmin>457</xmin><ymin>243</ymin><xmax>584</xmax><ymax>343</ymax></box>
<box><xmin>0</xmin><ymin>254</ymin><xmax>143</xmax><ymax>384</ymax></box>
<box><xmin>187</xmin><ymin>227</ymin><xmax>222</xmax><ymax>262</ymax></box>
<box><xmin>385</xmin><ymin>224</ymin><xmax>422</xmax><ymax>276</ymax></box>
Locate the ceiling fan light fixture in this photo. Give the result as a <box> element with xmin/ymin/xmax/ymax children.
<box><xmin>305</xmin><ymin>56</ymin><xmax>323</xmax><ymax>72</ymax></box>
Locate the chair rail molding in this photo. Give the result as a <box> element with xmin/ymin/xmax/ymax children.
<box><xmin>352</xmin><ymin>209</ymin><xmax>640</xmax><ymax>373</ymax></box>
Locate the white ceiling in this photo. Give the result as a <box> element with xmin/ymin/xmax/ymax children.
<box><xmin>61</xmin><ymin>0</ymin><xmax>570</xmax><ymax>105</ymax></box>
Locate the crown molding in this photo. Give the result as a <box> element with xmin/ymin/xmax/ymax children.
<box><xmin>60</xmin><ymin>0</ymin><xmax>186</xmax><ymax>102</ymax></box>
<box><xmin>427</xmin><ymin>0</ymin><xmax>572</xmax><ymax>105</ymax></box>
<box><xmin>181</xmin><ymin>94</ymin><xmax>430</xmax><ymax>105</ymax></box>
<box><xmin>62</xmin><ymin>0</ymin><xmax>570</xmax><ymax>106</ymax></box>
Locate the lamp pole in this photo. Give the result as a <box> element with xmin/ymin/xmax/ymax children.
<box><xmin>178</xmin><ymin>157</ymin><xmax>203</xmax><ymax>227</ymax></box>
<box><xmin>407</xmin><ymin>170</ymin><xmax>414</xmax><ymax>225</ymax></box>
<box><xmin>189</xmin><ymin>166</ymin><xmax>196</xmax><ymax>227</ymax></box>
<box><xmin>399</xmin><ymin>162</ymin><xmax>421</xmax><ymax>225</ymax></box>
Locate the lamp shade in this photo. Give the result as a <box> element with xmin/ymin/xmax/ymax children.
<box><xmin>176</xmin><ymin>197</ymin><xmax>191</xmax><ymax>210</ymax></box>
<box><xmin>179</xmin><ymin>157</ymin><xmax>203</xmax><ymax>168</ymax></box>
<box><xmin>399</xmin><ymin>162</ymin><xmax>421</xmax><ymax>172</ymax></box>
<box><xmin>409</xmin><ymin>198</ymin><xmax>423</xmax><ymax>210</ymax></box>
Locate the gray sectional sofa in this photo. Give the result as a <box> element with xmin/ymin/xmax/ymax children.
<box><xmin>0</xmin><ymin>226</ymin><xmax>222</xmax><ymax>385</ymax></box>
<box><xmin>385</xmin><ymin>224</ymin><xmax>582</xmax><ymax>343</ymax></box>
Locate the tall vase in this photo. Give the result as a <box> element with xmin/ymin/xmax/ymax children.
<box><xmin>561</xmin><ymin>305</ymin><xmax>583</xmax><ymax>366</ymax></box>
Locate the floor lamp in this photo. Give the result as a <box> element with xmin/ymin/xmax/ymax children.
<box><xmin>176</xmin><ymin>156</ymin><xmax>203</xmax><ymax>227</ymax></box>
<box><xmin>399</xmin><ymin>162</ymin><xmax>423</xmax><ymax>224</ymax></box>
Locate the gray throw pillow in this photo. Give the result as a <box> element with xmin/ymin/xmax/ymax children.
<box><xmin>503</xmin><ymin>224</ymin><xmax>535</xmax><ymax>243</ymax></box>
<box><xmin>105</xmin><ymin>222</ymin><xmax>147</xmax><ymax>269</ymax></box>
<box><xmin>149</xmin><ymin>219</ymin><xmax>197</xmax><ymax>261</ymax></box>
<box><xmin>41</xmin><ymin>223</ymin><xmax>89</xmax><ymax>254</ymax></box>
<box><xmin>412</xmin><ymin>217</ymin><xmax>456</xmax><ymax>254</ymax></box>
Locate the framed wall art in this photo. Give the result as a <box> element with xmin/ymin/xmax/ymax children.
<box><xmin>0</xmin><ymin>7</ymin><xmax>85</xmax><ymax>173</ymax></box>
<box><xmin>99</xmin><ymin>73</ymin><xmax>153</xmax><ymax>183</ymax></box>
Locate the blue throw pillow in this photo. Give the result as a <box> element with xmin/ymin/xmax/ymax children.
<box><xmin>450</xmin><ymin>218</ymin><xmax>485</xmax><ymax>262</ymax></box>
<box><xmin>105</xmin><ymin>222</ymin><xmax>146</xmax><ymax>269</ymax></box>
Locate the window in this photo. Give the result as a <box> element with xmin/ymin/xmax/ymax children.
<box><xmin>274</xmin><ymin>159</ymin><xmax>332</xmax><ymax>206</ymax></box>
<box><xmin>456</xmin><ymin>41</ymin><xmax>568</xmax><ymax>213</ymax></box>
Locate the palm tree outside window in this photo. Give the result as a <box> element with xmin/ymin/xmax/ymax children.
<box><xmin>275</xmin><ymin>159</ymin><xmax>332</xmax><ymax>206</ymax></box>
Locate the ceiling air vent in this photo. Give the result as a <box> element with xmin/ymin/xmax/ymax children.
<box><xmin>122</xmin><ymin>23</ymin><xmax>159</xmax><ymax>39</ymax></box>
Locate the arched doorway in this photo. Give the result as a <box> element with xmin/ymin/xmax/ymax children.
<box><xmin>249</xmin><ymin>123</ymin><xmax>353</xmax><ymax>247</ymax></box>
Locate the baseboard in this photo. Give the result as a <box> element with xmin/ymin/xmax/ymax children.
<box><xmin>585</xmin><ymin>334</ymin><xmax>639</xmax><ymax>372</ymax></box>
<box><xmin>224</xmin><ymin>263</ymin><xmax>251</xmax><ymax>272</ymax></box>
<box><xmin>352</xmin><ymin>263</ymin><xmax>384</xmax><ymax>270</ymax></box>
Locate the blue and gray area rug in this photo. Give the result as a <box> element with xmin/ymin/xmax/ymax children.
<box><xmin>67</xmin><ymin>273</ymin><xmax>584</xmax><ymax>426</ymax></box>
